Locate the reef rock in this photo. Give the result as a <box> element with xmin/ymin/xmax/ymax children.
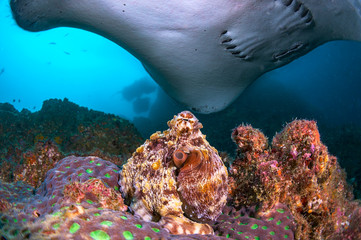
<box><xmin>0</xmin><ymin>98</ymin><xmax>143</xmax><ymax>186</ymax></box>
<box><xmin>229</xmin><ymin>120</ymin><xmax>359</xmax><ymax>240</ymax></box>
<box><xmin>119</xmin><ymin>111</ymin><xmax>228</xmax><ymax>235</ymax></box>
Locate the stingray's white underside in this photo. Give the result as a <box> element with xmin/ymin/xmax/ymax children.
<box><xmin>10</xmin><ymin>0</ymin><xmax>361</xmax><ymax>112</ymax></box>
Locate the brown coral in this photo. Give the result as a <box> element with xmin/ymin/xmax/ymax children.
<box><xmin>229</xmin><ymin>120</ymin><xmax>359</xmax><ymax>240</ymax></box>
<box><xmin>229</xmin><ymin>125</ymin><xmax>269</xmax><ymax>207</ymax></box>
<box><xmin>119</xmin><ymin>111</ymin><xmax>228</xmax><ymax>235</ymax></box>
<box><xmin>14</xmin><ymin>140</ymin><xmax>63</xmax><ymax>188</ymax></box>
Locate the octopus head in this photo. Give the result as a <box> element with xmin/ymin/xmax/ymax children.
<box><xmin>168</xmin><ymin>111</ymin><xmax>203</xmax><ymax>136</ymax></box>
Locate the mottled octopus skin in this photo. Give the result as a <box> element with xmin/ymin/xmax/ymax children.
<box><xmin>119</xmin><ymin>111</ymin><xmax>228</xmax><ymax>235</ymax></box>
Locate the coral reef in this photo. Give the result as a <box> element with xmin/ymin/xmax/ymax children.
<box><xmin>213</xmin><ymin>203</ymin><xmax>296</xmax><ymax>240</ymax></box>
<box><xmin>328</xmin><ymin>205</ymin><xmax>361</xmax><ymax>240</ymax></box>
<box><xmin>1</xmin><ymin>156</ymin><xmax>125</xmax><ymax>221</ymax></box>
<box><xmin>0</xmin><ymin>99</ymin><xmax>143</xmax><ymax>187</ymax></box>
<box><xmin>1</xmin><ymin>106</ymin><xmax>360</xmax><ymax>239</ymax></box>
<box><xmin>0</xmin><ymin>156</ymin><xmax>237</xmax><ymax>240</ymax></box>
<box><xmin>176</xmin><ymin>90</ymin><xmax>361</xmax><ymax>201</ymax></box>
<box><xmin>229</xmin><ymin>120</ymin><xmax>360</xmax><ymax>240</ymax></box>
<box><xmin>229</xmin><ymin>125</ymin><xmax>269</xmax><ymax>207</ymax></box>
<box><xmin>0</xmin><ymin>180</ymin><xmax>34</xmax><ymax>213</ymax></box>
<box><xmin>1</xmin><ymin>206</ymin><xmax>172</xmax><ymax>240</ymax></box>
<box><xmin>0</xmin><ymin>156</ymin><xmax>129</xmax><ymax>239</ymax></box>
<box><xmin>35</xmin><ymin>156</ymin><xmax>127</xmax><ymax>214</ymax></box>
<box><xmin>13</xmin><ymin>140</ymin><xmax>63</xmax><ymax>187</ymax></box>
<box><xmin>119</xmin><ymin>111</ymin><xmax>229</xmax><ymax>235</ymax></box>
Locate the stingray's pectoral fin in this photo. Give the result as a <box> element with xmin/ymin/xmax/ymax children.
<box><xmin>220</xmin><ymin>0</ymin><xmax>314</xmax><ymax>62</ymax></box>
<box><xmin>306</xmin><ymin>0</ymin><xmax>361</xmax><ymax>42</ymax></box>
<box><xmin>348</xmin><ymin>0</ymin><xmax>361</xmax><ymax>41</ymax></box>
<box><xmin>276</xmin><ymin>0</ymin><xmax>314</xmax><ymax>31</ymax></box>
<box><xmin>159</xmin><ymin>215</ymin><xmax>214</xmax><ymax>235</ymax></box>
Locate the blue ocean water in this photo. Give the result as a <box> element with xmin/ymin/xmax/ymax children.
<box><xmin>0</xmin><ymin>0</ymin><xmax>158</xmax><ymax>120</ymax></box>
<box><xmin>1</xmin><ymin>0</ymin><xmax>361</xmax><ymax>151</ymax></box>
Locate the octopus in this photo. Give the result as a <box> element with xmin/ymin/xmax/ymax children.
<box><xmin>119</xmin><ymin>111</ymin><xmax>228</xmax><ymax>235</ymax></box>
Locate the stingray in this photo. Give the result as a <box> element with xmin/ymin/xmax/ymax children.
<box><xmin>10</xmin><ymin>0</ymin><xmax>361</xmax><ymax>113</ymax></box>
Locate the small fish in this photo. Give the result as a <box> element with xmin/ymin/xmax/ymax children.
<box><xmin>63</xmin><ymin>51</ymin><xmax>70</xmax><ymax>55</ymax></box>
<box><xmin>18</xmin><ymin>99</ymin><xmax>20</xmax><ymax>103</ymax></box>
<box><xmin>0</xmin><ymin>68</ymin><xmax>4</xmax><ymax>76</ymax></box>
<box><xmin>49</xmin><ymin>42</ymin><xmax>56</xmax><ymax>45</ymax></box>
<box><xmin>33</xmin><ymin>106</ymin><xmax>36</xmax><ymax>110</ymax></box>
<box><xmin>12</xmin><ymin>99</ymin><xmax>15</xmax><ymax>103</ymax></box>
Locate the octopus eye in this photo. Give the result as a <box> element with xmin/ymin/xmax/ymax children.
<box><xmin>173</xmin><ymin>149</ymin><xmax>188</xmax><ymax>168</ymax></box>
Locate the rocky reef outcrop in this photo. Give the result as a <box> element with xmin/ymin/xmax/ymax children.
<box><xmin>0</xmin><ymin>108</ymin><xmax>360</xmax><ymax>240</ymax></box>
<box><xmin>0</xmin><ymin>98</ymin><xmax>143</xmax><ymax>187</ymax></box>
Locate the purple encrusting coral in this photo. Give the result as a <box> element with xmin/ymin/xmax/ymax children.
<box><xmin>34</xmin><ymin>156</ymin><xmax>126</xmax><ymax>213</ymax></box>
<box><xmin>0</xmin><ymin>156</ymin><xmax>170</xmax><ymax>239</ymax></box>
<box><xmin>213</xmin><ymin>203</ymin><xmax>296</xmax><ymax>240</ymax></box>
<box><xmin>0</xmin><ymin>181</ymin><xmax>34</xmax><ymax>212</ymax></box>
<box><xmin>0</xmin><ymin>111</ymin><xmax>360</xmax><ymax>240</ymax></box>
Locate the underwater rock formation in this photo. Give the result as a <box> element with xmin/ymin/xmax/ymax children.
<box><xmin>13</xmin><ymin>140</ymin><xmax>63</xmax><ymax>188</ymax></box>
<box><xmin>119</xmin><ymin>111</ymin><xmax>229</xmax><ymax>235</ymax></box>
<box><xmin>0</xmin><ymin>99</ymin><xmax>143</xmax><ymax>186</ymax></box>
<box><xmin>229</xmin><ymin>120</ymin><xmax>360</xmax><ymax>240</ymax></box>
<box><xmin>229</xmin><ymin>125</ymin><xmax>269</xmax><ymax>207</ymax></box>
